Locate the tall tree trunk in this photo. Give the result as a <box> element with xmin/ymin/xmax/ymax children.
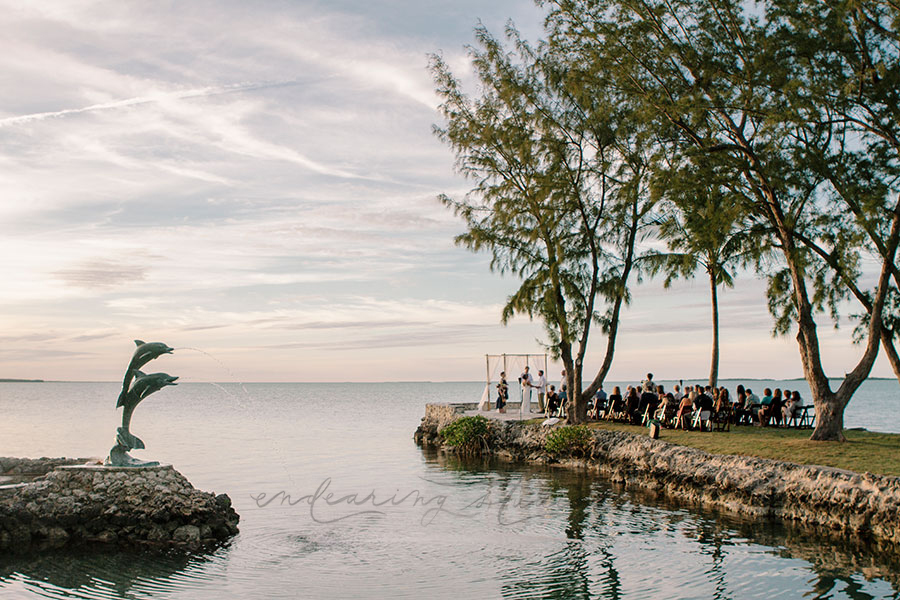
<box><xmin>560</xmin><ymin>343</ymin><xmax>578</xmax><ymax>425</ymax></box>
<box><xmin>582</xmin><ymin>193</ymin><xmax>642</xmax><ymax>404</ymax></box>
<box><xmin>570</xmin><ymin>359</ymin><xmax>586</xmax><ymax>424</ymax></box>
<box><xmin>708</xmin><ymin>266</ymin><xmax>719</xmax><ymax>389</ymax></box>
<box><xmin>882</xmin><ymin>333</ymin><xmax>900</xmax><ymax>382</ymax></box>
<box><xmin>808</xmin><ymin>203</ymin><xmax>900</xmax><ymax>440</ymax></box>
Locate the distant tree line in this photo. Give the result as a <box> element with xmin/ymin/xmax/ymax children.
<box><xmin>432</xmin><ymin>0</ymin><xmax>900</xmax><ymax>441</ymax></box>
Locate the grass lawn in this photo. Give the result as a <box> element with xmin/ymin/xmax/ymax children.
<box><xmin>581</xmin><ymin>421</ymin><xmax>900</xmax><ymax>478</ymax></box>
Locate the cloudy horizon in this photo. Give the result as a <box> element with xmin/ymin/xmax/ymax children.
<box><xmin>0</xmin><ymin>0</ymin><xmax>892</xmax><ymax>384</ymax></box>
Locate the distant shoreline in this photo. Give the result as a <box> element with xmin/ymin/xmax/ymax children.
<box><xmin>0</xmin><ymin>377</ymin><xmax>894</xmax><ymax>384</ymax></box>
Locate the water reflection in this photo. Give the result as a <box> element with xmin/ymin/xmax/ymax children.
<box><xmin>0</xmin><ymin>545</ymin><xmax>230</xmax><ymax>599</ymax></box>
<box><xmin>427</xmin><ymin>452</ymin><xmax>900</xmax><ymax>600</ymax></box>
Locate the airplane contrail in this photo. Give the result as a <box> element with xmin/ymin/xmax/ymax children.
<box><xmin>0</xmin><ymin>80</ymin><xmax>303</xmax><ymax>128</ymax></box>
<box><xmin>0</xmin><ymin>77</ymin><xmax>404</xmax><ymax>184</ymax></box>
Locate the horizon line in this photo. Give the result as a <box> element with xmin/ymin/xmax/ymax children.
<box><xmin>3</xmin><ymin>376</ymin><xmax>895</xmax><ymax>385</ymax></box>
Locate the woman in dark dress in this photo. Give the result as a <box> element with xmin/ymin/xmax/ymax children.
<box><xmin>605</xmin><ymin>386</ymin><xmax>623</xmax><ymax>420</ymax></box>
<box><xmin>625</xmin><ymin>387</ymin><xmax>641</xmax><ymax>424</ymax></box>
<box><xmin>496</xmin><ymin>372</ymin><xmax>509</xmax><ymax>414</ymax></box>
<box><xmin>734</xmin><ymin>384</ymin><xmax>747</xmax><ymax>424</ymax></box>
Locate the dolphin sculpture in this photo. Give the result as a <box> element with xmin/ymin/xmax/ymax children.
<box><xmin>107</xmin><ymin>340</ymin><xmax>177</xmax><ymax>467</ymax></box>
<box><xmin>116</xmin><ymin>340</ymin><xmax>174</xmax><ymax>408</ymax></box>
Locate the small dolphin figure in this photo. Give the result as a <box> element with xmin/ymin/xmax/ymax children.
<box><xmin>116</xmin><ymin>340</ymin><xmax>174</xmax><ymax>408</ymax></box>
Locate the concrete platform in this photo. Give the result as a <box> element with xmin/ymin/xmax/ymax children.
<box><xmin>57</xmin><ymin>463</ymin><xmax>172</xmax><ymax>472</ymax></box>
<box><xmin>463</xmin><ymin>407</ymin><xmax>553</xmax><ymax>421</ymax></box>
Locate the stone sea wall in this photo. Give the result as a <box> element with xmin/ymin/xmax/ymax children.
<box><xmin>0</xmin><ymin>461</ymin><xmax>239</xmax><ymax>553</ymax></box>
<box><xmin>415</xmin><ymin>405</ymin><xmax>900</xmax><ymax>548</ymax></box>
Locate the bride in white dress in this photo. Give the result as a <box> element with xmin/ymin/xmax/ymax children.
<box><xmin>519</xmin><ymin>367</ymin><xmax>533</xmax><ymax>414</ymax></box>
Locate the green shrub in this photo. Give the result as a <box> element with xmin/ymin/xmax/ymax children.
<box><xmin>544</xmin><ymin>425</ymin><xmax>595</xmax><ymax>458</ymax></box>
<box><xmin>439</xmin><ymin>416</ymin><xmax>493</xmax><ymax>454</ymax></box>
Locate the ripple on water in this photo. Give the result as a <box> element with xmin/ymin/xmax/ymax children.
<box><xmin>3</xmin><ymin>382</ymin><xmax>900</xmax><ymax>599</ymax></box>
<box><xmin>0</xmin><ymin>547</ymin><xmax>229</xmax><ymax>600</ymax></box>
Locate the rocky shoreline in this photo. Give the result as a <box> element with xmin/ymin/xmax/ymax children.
<box><xmin>415</xmin><ymin>404</ymin><xmax>900</xmax><ymax>549</ymax></box>
<box><xmin>0</xmin><ymin>457</ymin><xmax>239</xmax><ymax>553</ymax></box>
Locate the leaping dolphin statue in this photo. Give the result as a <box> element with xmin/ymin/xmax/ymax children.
<box><xmin>116</xmin><ymin>340</ymin><xmax>174</xmax><ymax>408</ymax></box>
<box><xmin>107</xmin><ymin>339</ymin><xmax>177</xmax><ymax>467</ymax></box>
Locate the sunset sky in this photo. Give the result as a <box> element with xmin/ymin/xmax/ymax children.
<box><xmin>0</xmin><ymin>0</ymin><xmax>891</xmax><ymax>383</ymax></box>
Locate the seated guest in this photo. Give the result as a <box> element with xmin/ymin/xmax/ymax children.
<box><xmin>654</xmin><ymin>388</ymin><xmax>670</xmax><ymax>416</ymax></box>
<box><xmin>735</xmin><ymin>384</ymin><xmax>746</xmax><ymax>406</ymax></box>
<box><xmin>695</xmin><ymin>387</ymin><xmax>714</xmax><ymax>412</ymax></box>
<box><xmin>733</xmin><ymin>384</ymin><xmax>748</xmax><ymax>424</ymax></box>
<box><xmin>697</xmin><ymin>387</ymin><xmax>715</xmax><ymax>430</ymax></box>
<box><xmin>606</xmin><ymin>386</ymin><xmax>624</xmax><ymax>419</ymax></box>
<box><xmin>657</xmin><ymin>392</ymin><xmax>677</xmax><ymax>426</ymax></box>
<box><xmin>593</xmin><ymin>385</ymin><xmax>608</xmax><ymax>419</ymax></box>
<box><xmin>676</xmin><ymin>390</ymin><xmax>695</xmax><ymax>429</ymax></box>
<box><xmin>639</xmin><ymin>387</ymin><xmax>658</xmax><ymax>420</ymax></box>
<box><xmin>653</xmin><ymin>385</ymin><xmax>665</xmax><ymax>415</ymax></box>
<box><xmin>746</xmin><ymin>388</ymin><xmax>759</xmax><ymax>404</ymax></box>
<box><xmin>626</xmin><ymin>387</ymin><xmax>641</xmax><ymax>424</ymax></box>
<box><xmin>557</xmin><ymin>384</ymin><xmax>568</xmax><ymax>418</ymax></box>
<box><xmin>769</xmin><ymin>389</ymin><xmax>785</xmax><ymax>426</ymax></box>
<box><xmin>641</xmin><ymin>385</ymin><xmax>662</xmax><ymax>422</ymax></box>
<box><xmin>783</xmin><ymin>391</ymin><xmax>803</xmax><ymax>422</ymax></box>
<box><xmin>546</xmin><ymin>385</ymin><xmax>559</xmax><ymax>416</ymax></box>
<box><xmin>758</xmin><ymin>388</ymin><xmax>774</xmax><ymax>425</ymax></box>
<box><xmin>714</xmin><ymin>387</ymin><xmax>731</xmax><ymax>423</ymax></box>
<box><xmin>715</xmin><ymin>387</ymin><xmax>730</xmax><ymax>411</ymax></box>
<box><xmin>746</xmin><ymin>388</ymin><xmax>761</xmax><ymax>423</ymax></box>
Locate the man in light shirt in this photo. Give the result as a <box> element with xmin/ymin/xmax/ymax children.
<box><xmin>535</xmin><ymin>369</ymin><xmax>548</xmax><ymax>414</ymax></box>
<box><xmin>642</xmin><ymin>372</ymin><xmax>656</xmax><ymax>394</ymax></box>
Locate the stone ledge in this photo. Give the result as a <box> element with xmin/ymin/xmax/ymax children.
<box><xmin>415</xmin><ymin>403</ymin><xmax>900</xmax><ymax>549</ymax></box>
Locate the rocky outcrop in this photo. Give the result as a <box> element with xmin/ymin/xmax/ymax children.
<box><xmin>413</xmin><ymin>403</ymin><xmax>471</xmax><ymax>446</ymax></box>
<box><xmin>415</xmin><ymin>406</ymin><xmax>900</xmax><ymax>548</ymax></box>
<box><xmin>0</xmin><ymin>463</ymin><xmax>239</xmax><ymax>553</ymax></box>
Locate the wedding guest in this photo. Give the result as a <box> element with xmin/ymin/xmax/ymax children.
<box><xmin>593</xmin><ymin>384</ymin><xmax>608</xmax><ymax>419</ymax></box>
<box><xmin>606</xmin><ymin>386</ymin><xmax>624</xmax><ymax>420</ymax></box>
<box><xmin>758</xmin><ymin>388</ymin><xmax>775</xmax><ymax>425</ymax></box>
<box><xmin>675</xmin><ymin>389</ymin><xmax>695</xmax><ymax>429</ymax></box>
<box><xmin>626</xmin><ymin>387</ymin><xmax>641</xmax><ymax>424</ymax></box>
<box><xmin>546</xmin><ymin>385</ymin><xmax>559</xmax><ymax>416</ymax></box>
<box><xmin>784</xmin><ymin>390</ymin><xmax>803</xmax><ymax>423</ymax></box>
<box><xmin>496</xmin><ymin>372</ymin><xmax>509</xmax><ymax>414</ymax></box>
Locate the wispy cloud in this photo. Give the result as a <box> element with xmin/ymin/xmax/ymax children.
<box><xmin>0</xmin><ymin>81</ymin><xmax>272</xmax><ymax>128</ymax></box>
<box><xmin>52</xmin><ymin>258</ymin><xmax>149</xmax><ymax>289</ymax></box>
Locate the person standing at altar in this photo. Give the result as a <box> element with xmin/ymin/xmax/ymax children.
<box><xmin>519</xmin><ymin>366</ymin><xmax>534</xmax><ymax>413</ymax></box>
<box><xmin>496</xmin><ymin>372</ymin><xmax>509</xmax><ymax>414</ymax></box>
<box><xmin>535</xmin><ymin>369</ymin><xmax>548</xmax><ymax>414</ymax></box>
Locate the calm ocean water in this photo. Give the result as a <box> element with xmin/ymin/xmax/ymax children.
<box><xmin>0</xmin><ymin>378</ymin><xmax>898</xmax><ymax>599</ymax></box>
